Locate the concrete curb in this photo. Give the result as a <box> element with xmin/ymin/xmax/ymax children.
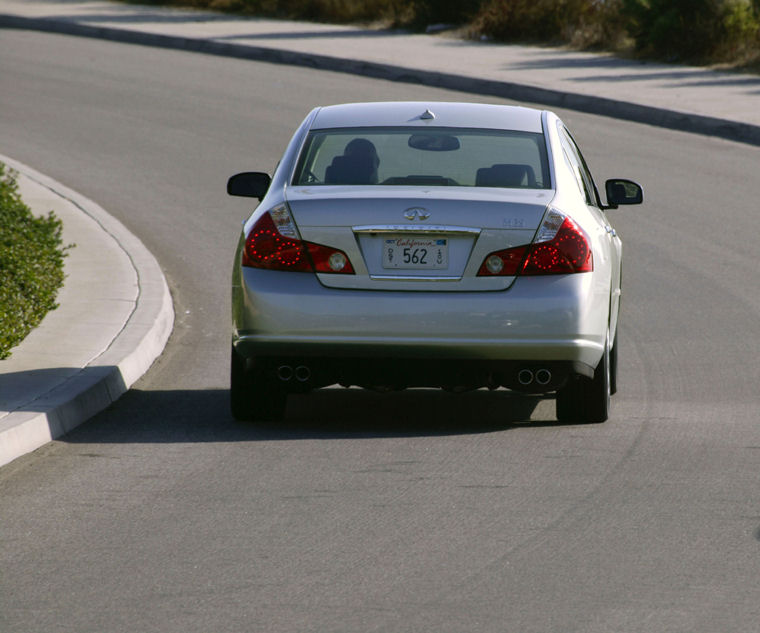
<box><xmin>2</xmin><ymin>13</ymin><xmax>760</xmax><ymax>147</ymax></box>
<box><xmin>0</xmin><ymin>155</ymin><xmax>174</xmax><ymax>467</ymax></box>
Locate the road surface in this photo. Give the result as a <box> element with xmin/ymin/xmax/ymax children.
<box><xmin>1</xmin><ymin>29</ymin><xmax>759</xmax><ymax>633</ymax></box>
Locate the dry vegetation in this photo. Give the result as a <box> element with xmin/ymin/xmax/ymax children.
<box><xmin>132</xmin><ymin>0</ymin><xmax>760</xmax><ymax>67</ymax></box>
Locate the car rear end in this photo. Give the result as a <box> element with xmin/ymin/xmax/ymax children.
<box><xmin>231</xmin><ymin>102</ymin><xmax>610</xmax><ymax>413</ymax></box>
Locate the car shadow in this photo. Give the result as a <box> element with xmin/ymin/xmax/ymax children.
<box><xmin>59</xmin><ymin>385</ymin><xmax>565</xmax><ymax>445</ymax></box>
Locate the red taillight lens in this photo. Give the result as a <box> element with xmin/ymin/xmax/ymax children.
<box><xmin>478</xmin><ymin>215</ymin><xmax>592</xmax><ymax>276</ymax></box>
<box><xmin>242</xmin><ymin>212</ymin><xmax>354</xmax><ymax>273</ymax></box>
<box><xmin>243</xmin><ymin>212</ymin><xmax>311</xmax><ymax>271</ymax></box>
<box><xmin>523</xmin><ymin>217</ymin><xmax>592</xmax><ymax>275</ymax></box>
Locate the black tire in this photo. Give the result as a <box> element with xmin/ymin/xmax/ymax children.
<box><xmin>556</xmin><ymin>335</ymin><xmax>610</xmax><ymax>424</ymax></box>
<box><xmin>230</xmin><ymin>347</ymin><xmax>287</xmax><ymax>422</ymax></box>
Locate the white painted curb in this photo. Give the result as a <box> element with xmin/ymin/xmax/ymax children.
<box><xmin>0</xmin><ymin>155</ymin><xmax>174</xmax><ymax>467</ymax></box>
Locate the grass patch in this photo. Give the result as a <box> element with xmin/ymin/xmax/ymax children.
<box><xmin>0</xmin><ymin>164</ymin><xmax>69</xmax><ymax>360</ymax></box>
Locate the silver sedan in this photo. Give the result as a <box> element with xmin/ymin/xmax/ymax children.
<box><xmin>228</xmin><ymin>102</ymin><xmax>642</xmax><ymax>423</ymax></box>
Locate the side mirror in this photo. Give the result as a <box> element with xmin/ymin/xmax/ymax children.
<box><xmin>227</xmin><ymin>172</ymin><xmax>271</xmax><ymax>201</ymax></box>
<box><xmin>605</xmin><ymin>179</ymin><xmax>643</xmax><ymax>209</ymax></box>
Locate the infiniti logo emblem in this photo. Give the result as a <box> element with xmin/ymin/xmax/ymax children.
<box><xmin>403</xmin><ymin>207</ymin><xmax>431</xmax><ymax>221</ymax></box>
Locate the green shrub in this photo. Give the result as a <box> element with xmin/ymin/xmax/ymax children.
<box><xmin>621</xmin><ymin>0</ymin><xmax>760</xmax><ymax>62</ymax></box>
<box><xmin>0</xmin><ymin>164</ymin><xmax>68</xmax><ymax>360</ymax></box>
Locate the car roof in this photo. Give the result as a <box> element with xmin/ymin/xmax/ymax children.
<box><xmin>309</xmin><ymin>102</ymin><xmax>546</xmax><ymax>133</ymax></box>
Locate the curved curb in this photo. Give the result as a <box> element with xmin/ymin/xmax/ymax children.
<box><xmin>0</xmin><ymin>155</ymin><xmax>174</xmax><ymax>467</ymax></box>
<box><xmin>2</xmin><ymin>13</ymin><xmax>760</xmax><ymax>147</ymax></box>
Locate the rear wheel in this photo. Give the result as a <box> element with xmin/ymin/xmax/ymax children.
<box><xmin>230</xmin><ymin>346</ymin><xmax>287</xmax><ymax>422</ymax></box>
<box><xmin>556</xmin><ymin>334</ymin><xmax>610</xmax><ymax>424</ymax></box>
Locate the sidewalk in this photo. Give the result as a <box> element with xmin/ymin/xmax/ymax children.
<box><xmin>2</xmin><ymin>0</ymin><xmax>760</xmax><ymax>145</ymax></box>
<box><xmin>0</xmin><ymin>157</ymin><xmax>173</xmax><ymax>468</ymax></box>
<box><xmin>1</xmin><ymin>0</ymin><xmax>759</xmax><ymax>466</ymax></box>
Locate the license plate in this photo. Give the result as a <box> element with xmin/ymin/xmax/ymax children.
<box><xmin>382</xmin><ymin>237</ymin><xmax>448</xmax><ymax>269</ymax></box>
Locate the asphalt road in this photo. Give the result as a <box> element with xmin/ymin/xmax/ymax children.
<box><xmin>2</xmin><ymin>29</ymin><xmax>760</xmax><ymax>633</ymax></box>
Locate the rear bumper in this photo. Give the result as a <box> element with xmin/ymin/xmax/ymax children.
<box><xmin>231</xmin><ymin>348</ymin><xmax>590</xmax><ymax>393</ymax></box>
<box><xmin>233</xmin><ymin>267</ymin><xmax>609</xmax><ymax>383</ymax></box>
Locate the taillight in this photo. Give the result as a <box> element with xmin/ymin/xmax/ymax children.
<box><xmin>478</xmin><ymin>245</ymin><xmax>528</xmax><ymax>276</ymax></box>
<box><xmin>478</xmin><ymin>210</ymin><xmax>593</xmax><ymax>276</ymax></box>
<box><xmin>243</xmin><ymin>210</ymin><xmax>309</xmax><ymax>270</ymax></box>
<box><xmin>523</xmin><ymin>213</ymin><xmax>593</xmax><ymax>274</ymax></box>
<box><xmin>304</xmin><ymin>243</ymin><xmax>354</xmax><ymax>273</ymax></box>
<box><xmin>242</xmin><ymin>206</ymin><xmax>354</xmax><ymax>274</ymax></box>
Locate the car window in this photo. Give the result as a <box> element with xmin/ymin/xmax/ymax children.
<box><xmin>558</xmin><ymin>125</ymin><xmax>600</xmax><ymax>206</ymax></box>
<box><xmin>292</xmin><ymin>127</ymin><xmax>551</xmax><ymax>189</ymax></box>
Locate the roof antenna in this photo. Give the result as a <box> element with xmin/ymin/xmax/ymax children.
<box><xmin>420</xmin><ymin>109</ymin><xmax>435</xmax><ymax>120</ymax></box>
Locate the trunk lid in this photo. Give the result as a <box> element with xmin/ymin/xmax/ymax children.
<box><xmin>286</xmin><ymin>186</ymin><xmax>553</xmax><ymax>291</ymax></box>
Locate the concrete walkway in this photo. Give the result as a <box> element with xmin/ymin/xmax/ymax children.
<box><xmin>0</xmin><ymin>156</ymin><xmax>173</xmax><ymax>467</ymax></box>
<box><xmin>1</xmin><ymin>0</ymin><xmax>759</xmax><ymax>466</ymax></box>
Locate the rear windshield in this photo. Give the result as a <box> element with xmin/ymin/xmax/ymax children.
<box><xmin>292</xmin><ymin>127</ymin><xmax>551</xmax><ymax>189</ymax></box>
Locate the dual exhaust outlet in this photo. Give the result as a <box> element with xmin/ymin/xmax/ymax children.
<box><xmin>517</xmin><ymin>368</ymin><xmax>552</xmax><ymax>387</ymax></box>
<box><xmin>277</xmin><ymin>364</ymin><xmax>311</xmax><ymax>383</ymax></box>
<box><xmin>277</xmin><ymin>364</ymin><xmax>550</xmax><ymax>387</ymax></box>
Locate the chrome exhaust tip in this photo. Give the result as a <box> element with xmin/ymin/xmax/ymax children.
<box><xmin>517</xmin><ymin>369</ymin><xmax>534</xmax><ymax>386</ymax></box>
<box><xmin>294</xmin><ymin>365</ymin><xmax>311</xmax><ymax>382</ymax></box>
<box><xmin>277</xmin><ymin>365</ymin><xmax>294</xmax><ymax>381</ymax></box>
<box><xmin>535</xmin><ymin>368</ymin><xmax>552</xmax><ymax>386</ymax></box>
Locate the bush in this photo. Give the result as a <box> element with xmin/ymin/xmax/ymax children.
<box><xmin>472</xmin><ymin>0</ymin><xmax>630</xmax><ymax>48</ymax></box>
<box><xmin>621</xmin><ymin>0</ymin><xmax>760</xmax><ymax>62</ymax></box>
<box><xmin>121</xmin><ymin>0</ymin><xmax>760</xmax><ymax>65</ymax></box>
<box><xmin>260</xmin><ymin>0</ymin><xmax>404</xmax><ymax>22</ymax></box>
<box><xmin>145</xmin><ymin>0</ymin><xmax>409</xmax><ymax>23</ymax></box>
<box><xmin>409</xmin><ymin>0</ymin><xmax>486</xmax><ymax>28</ymax></box>
<box><xmin>0</xmin><ymin>164</ymin><xmax>68</xmax><ymax>359</ymax></box>
<box><xmin>135</xmin><ymin>0</ymin><xmax>482</xmax><ymax>26</ymax></box>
